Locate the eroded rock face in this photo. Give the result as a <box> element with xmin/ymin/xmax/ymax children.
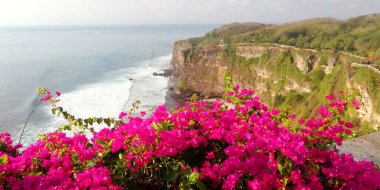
<box><xmin>170</xmin><ymin>40</ymin><xmax>193</xmax><ymax>76</ymax></box>
<box><xmin>294</xmin><ymin>54</ymin><xmax>308</xmax><ymax>73</ymax></box>
<box><xmin>354</xmin><ymin>84</ymin><xmax>380</xmax><ymax>129</ymax></box>
<box><xmin>322</xmin><ymin>57</ymin><xmax>336</xmax><ymax>74</ymax></box>
<box><xmin>171</xmin><ymin>43</ymin><xmax>313</xmax><ymax>103</ymax></box>
<box><xmin>176</xmin><ymin>45</ymin><xmax>226</xmax><ymax>97</ymax></box>
<box><xmin>307</xmin><ymin>55</ymin><xmax>319</xmax><ymax>72</ymax></box>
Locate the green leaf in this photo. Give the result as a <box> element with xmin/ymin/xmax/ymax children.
<box><xmin>104</xmin><ymin>118</ymin><xmax>111</xmax><ymax>127</ymax></box>
<box><xmin>63</xmin><ymin>111</ymin><xmax>68</xmax><ymax>119</ymax></box>
<box><xmin>277</xmin><ymin>162</ymin><xmax>284</xmax><ymax>174</ymax></box>
<box><xmin>189</xmin><ymin>172</ymin><xmax>200</xmax><ymax>184</ymax></box>
<box><xmin>77</xmin><ymin>118</ymin><xmax>83</xmax><ymax>126</ymax></box>
<box><xmin>95</xmin><ymin>139</ymin><xmax>110</xmax><ymax>149</ymax></box>
<box><xmin>85</xmin><ymin>160</ymin><xmax>96</xmax><ymax>168</ymax></box>
<box><xmin>29</xmin><ymin>171</ymin><xmax>43</xmax><ymax>176</ymax></box>
<box><xmin>88</xmin><ymin>118</ymin><xmax>93</xmax><ymax>125</ymax></box>
<box><xmin>189</xmin><ymin>120</ymin><xmax>196</xmax><ymax>126</ymax></box>
<box><xmin>96</xmin><ymin>118</ymin><xmax>103</xmax><ymax>125</ymax></box>
<box><xmin>152</xmin><ymin>122</ymin><xmax>157</xmax><ymax>127</ymax></box>
<box><xmin>72</xmin><ymin>153</ymin><xmax>80</xmax><ymax>164</ymax></box>
<box><xmin>52</xmin><ymin>108</ymin><xmax>57</xmax><ymax>115</ymax></box>
<box><xmin>0</xmin><ymin>154</ymin><xmax>8</xmax><ymax>165</ymax></box>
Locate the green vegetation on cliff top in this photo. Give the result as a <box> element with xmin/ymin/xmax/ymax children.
<box><xmin>193</xmin><ymin>13</ymin><xmax>380</xmax><ymax>63</ymax></box>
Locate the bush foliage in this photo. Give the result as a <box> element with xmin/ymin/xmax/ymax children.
<box><xmin>1</xmin><ymin>85</ymin><xmax>380</xmax><ymax>189</ymax></box>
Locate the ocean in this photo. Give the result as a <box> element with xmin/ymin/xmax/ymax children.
<box><xmin>0</xmin><ymin>25</ymin><xmax>216</xmax><ymax>145</ymax></box>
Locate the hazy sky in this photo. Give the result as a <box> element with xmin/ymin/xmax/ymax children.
<box><xmin>0</xmin><ymin>0</ymin><xmax>380</xmax><ymax>26</ymax></box>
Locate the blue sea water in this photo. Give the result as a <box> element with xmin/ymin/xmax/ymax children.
<box><xmin>0</xmin><ymin>25</ymin><xmax>217</xmax><ymax>145</ymax></box>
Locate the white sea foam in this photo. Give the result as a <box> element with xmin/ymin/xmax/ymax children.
<box><xmin>121</xmin><ymin>55</ymin><xmax>172</xmax><ymax>113</ymax></box>
<box><xmin>11</xmin><ymin>54</ymin><xmax>173</xmax><ymax>146</ymax></box>
<box><xmin>50</xmin><ymin>54</ymin><xmax>172</xmax><ymax>125</ymax></box>
<box><xmin>57</xmin><ymin>79</ymin><xmax>133</xmax><ymax>118</ymax></box>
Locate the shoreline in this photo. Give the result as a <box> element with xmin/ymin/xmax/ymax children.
<box><xmin>164</xmin><ymin>73</ymin><xmax>179</xmax><ymax>111</ymax></box>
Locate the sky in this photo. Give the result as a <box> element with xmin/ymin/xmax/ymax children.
<box><xmin>0</xmin><ymin>0</ymin><xmax>380</xmax><ymax>26</ymax></box>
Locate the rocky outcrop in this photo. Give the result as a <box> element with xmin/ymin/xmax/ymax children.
<box><xmin>236</xmin><ymin>45</ymin><xmax>273</xmax><ymax>59</ymax></box>
<box><xmin>294</xmin><ymin>54</ymin><xmax>308</xmax><ymax>73</ymax></box>
<box><xmin>284</xmin><ymin>81</ymin><xmax>311</xmax><ymax>93</ymax></box>
<box><xmin>294</xmin><ymin>54</ymin><xmax>319</xmax><ymax>73</ymax></box>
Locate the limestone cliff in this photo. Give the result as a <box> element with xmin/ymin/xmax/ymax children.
<box><xmin>170</xmin><ymin>41</ymin><xmax>380</xmax><ymax>130</ymax></box>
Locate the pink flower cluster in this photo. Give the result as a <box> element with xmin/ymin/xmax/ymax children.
<box><xmin>1</xmin><ymin>132</ymin><xmax>121</xmax><ymax>189</ymax></box>
<box><xmin>1</xmin><ymin>87</ymin><xmax>379</xmax><ymax>189</ymax></box>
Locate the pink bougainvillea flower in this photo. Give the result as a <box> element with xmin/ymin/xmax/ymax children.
<box><xmin>118</xmin><ymin>112</ymin><xmax>127</xmax><ymax>119</ymax></box>
<box><xmin>317</xmin><ymin>105</ymin><xmax>332</xmax><ymax>118</ymax></box>
<box><xmin>271</xmin><ymin>109</ymin><xmax>280</xmax><ymax>115</ymax></box>
<box><xmin>40</xmin><ymin>91</ymin><xmax>52</xmax><ymax>102</ymax></box>
<box><xmin>326</xmin><ymin>93</ymin><xmax>334</xmax><ymax>101</ymax></box>
<box><xmin>206</xmin><ymin>151</ymin><xmax>215</xmax><ymax>160</ymax></box>
<box><xmin>298</xmin><ymin>118</ymin><xmax>305</xmax><ymax>124</ymax></box>
<box><xmin>352</xmin><ymin>99</ymin><xmax>360</xmax><ymax>110</ymax></box>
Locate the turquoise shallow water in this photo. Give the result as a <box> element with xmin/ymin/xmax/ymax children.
<box><xmin>0</xmin><ymin>25</ymin><xmax>217</xmax><ymax>145</ymax></box>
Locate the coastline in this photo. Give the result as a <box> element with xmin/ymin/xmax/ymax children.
<box><xmin>152</xmin><ymin>68</ymin><xmax>183</xmax><ymax>111</ymax></box>
<box><xmin>164</xmin><ymin>73</ymin><xmax>179</xmax><ymax>111</ymax></box>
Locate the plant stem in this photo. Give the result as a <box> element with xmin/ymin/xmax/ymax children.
<box><xmin>19</xmin><ymin>101</ymin><xmax>41</xmax><ymax>144</ymax></box>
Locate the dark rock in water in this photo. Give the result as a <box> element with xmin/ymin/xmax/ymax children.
<box><xmin>169</xmin><ymin>87</ymin><xmax>174</xmax><ymax>91</ymax></box>
<box><xmin>129</xmin><ymin>78</ymin><xmax>133</xmax><ymax>81</ymax></box>
<box><xmin>153</xmin><ymin>69</ymin><xmax>172</xmax><ymax>77</ymax></box>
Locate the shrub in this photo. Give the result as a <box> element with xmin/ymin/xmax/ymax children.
<box><xmin>0</xmin><ymin>86</ymin><xmax>379</xmax><ymax>189</ymax></box>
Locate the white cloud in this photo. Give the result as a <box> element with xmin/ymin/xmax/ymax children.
<box><xmin>0</xmin><ymin>0</ymin><xmax>379</xmax><ymax>25</ymax></box>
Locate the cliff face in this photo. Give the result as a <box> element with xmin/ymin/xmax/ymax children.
<box><xmin>170</xmin><ymin>40</ymin><xmax>193</xmax><ymax>76</ymax></box>
<box><xmin>171</xmin><ymin>42</ymin><xmax>226</xmax><ymax>96</ymax></box>
<box><xmin>170</xmin><ymin>41</ymin><xmax>380</xmax><ymax>129</ymax></box>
